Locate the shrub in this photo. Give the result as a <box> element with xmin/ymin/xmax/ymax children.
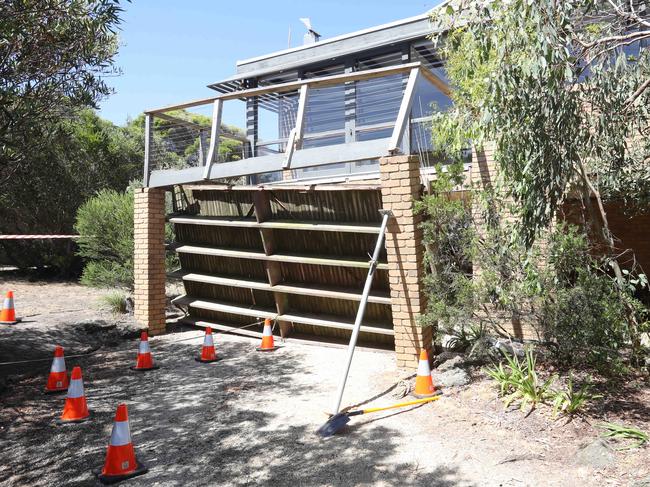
<box><xmin>100</xmin><ymin>290</ymin><xmax>130</xmax><ymax>314</ymax></box>
<box><xmin>485</xmin><ymin>349</ymin><xmax>556</xmax><ymax>413</ymax></box>
<box><xmin>550</xmin><ymin>374</ymin><xmax>600</xmax><ymax>418</ymax></box>
<box><xmin>75</xmin><ymin>189</ymin><xmax>134</xmax><ymax>288</ymax></box>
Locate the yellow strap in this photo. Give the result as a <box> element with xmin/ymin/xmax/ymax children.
<box><xmin>361</xmin><ymin>394</ymin><xmax>441</xmax><ymax>414</ymax></box>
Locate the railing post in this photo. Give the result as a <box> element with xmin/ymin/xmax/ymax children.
<box><xmin>203</xmin><ymin>99</ymin><xmax>223</xmax><ymax>180</ymax></box>
<box><xmin>143</xmin><ymin>114</ymin><xmax>152</xmax><ymax>186</ymax></box>
<box><xmin>283</xmin><ymin>84</ymin><xmax>309</xmax><ymax>169</ymax></box>
<box><xmin>388</xmin><ymin>67</ymin><xmax>420</xmax><ymax>154</ymax></box>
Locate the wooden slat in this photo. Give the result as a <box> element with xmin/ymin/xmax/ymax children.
<box><xmin>175</xmin><ymin>244</ymin><xmax>389</xmax><ymax>270</ymax></box>
<box><xmin>172</xmin><ymin>295</ymin><xmax>277</xmax><ymax>319</ymax></box>
<box><xmin>177</xmin><ymin>272</ymin><xmax>391</xmax><ymax>304</ymax></box>
<box><xmin>175</xmin><ymin>296</ymin><xmax>393</xmax><ymax>336</ymax></box>
<box><xmin>169</xmin><ymin>215</ymin><xmax>381</xmax><ymax>234</ymax></box>
<box><xmin>280</xmin><ymin>312</ymin><xmax>393</xmax><ymax>336</ymax></box>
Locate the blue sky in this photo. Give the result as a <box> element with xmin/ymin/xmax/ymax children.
<box><xmin>99</xmin><ymin>0</ymin><xmax>440</xmax><ymax>126</ymax></box>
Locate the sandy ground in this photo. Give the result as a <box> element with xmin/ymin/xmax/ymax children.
<box><xmin>0</xmin><ymin>276</ymin><xmax>649</xmax><ymax>486</ymax></box>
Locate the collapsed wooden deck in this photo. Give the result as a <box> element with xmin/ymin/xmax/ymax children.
<box><xmin>169</xmin><ymin>183</ymin><xmax>394</xmax><ymax>346</ymax></box>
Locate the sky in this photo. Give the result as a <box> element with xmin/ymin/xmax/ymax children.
<box><xmin>99</xmin><ymin>0</ymin><xmax>440</xmax><ymax>126</ymax></box>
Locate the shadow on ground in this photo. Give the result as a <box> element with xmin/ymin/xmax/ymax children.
<box><xmin>0</xmin><ymin>334</ymin><xmax>473</xmax><ymax>486</ymax></box>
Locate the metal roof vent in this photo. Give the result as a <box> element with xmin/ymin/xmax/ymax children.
<box><xmin>300</xmin><ymin>18</ymin><xmax>321</xmax><ymax>45</ymax></box>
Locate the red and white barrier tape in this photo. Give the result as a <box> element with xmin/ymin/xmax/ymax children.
<box><xmin>0</xmin><ymin>235</ymin><xmax>80</xmax><ymax>240</ymax></box>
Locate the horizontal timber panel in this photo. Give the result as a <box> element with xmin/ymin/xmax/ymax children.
<box><xmin>175</xmin><ymin>245</ymin><xmax>388</xmax><ymax>270</ymax></box>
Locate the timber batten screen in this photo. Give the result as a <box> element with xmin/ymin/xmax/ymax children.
<box><xmin>170</xmin><ymin>185</ymin><xmax>393</xmax><ymax>345</ymax></box>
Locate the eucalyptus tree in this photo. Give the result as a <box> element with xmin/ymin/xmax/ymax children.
<box><xmin>0</xmin><ymin>0</ymin><xmax>126</xmax><ymax>189</ymax></box>
<box><xmin>430</xmin><ymin>0</ymin><xmax>650</xmax><ymax>267</ymax></box>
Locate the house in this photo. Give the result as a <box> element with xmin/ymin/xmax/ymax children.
<box><xmin>135</xmin><ymin>9</ymin><xmax>650</xmax><ymax>367</ymax></box>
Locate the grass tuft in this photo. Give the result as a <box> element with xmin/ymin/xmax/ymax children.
<box><xmin>100</xmin><ymin>290</ymin><xmax>129</xmax><ymax>314</ymax></box>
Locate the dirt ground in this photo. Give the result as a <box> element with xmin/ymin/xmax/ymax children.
<box><xmin>1</xmin><ymin>276</ymin><xmax>649</xmax><ymax>487</ymax></box>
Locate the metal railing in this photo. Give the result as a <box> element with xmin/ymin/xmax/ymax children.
<box><xmin>143</xmin><ymin>61</ymin><xmax>450</xmax><ymax>187</ymax></box>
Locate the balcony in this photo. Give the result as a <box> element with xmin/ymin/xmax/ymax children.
<box><xmin>143</xmin><ymin>62</ymin><xmax>451</xmax><ymax>188</ymax></box>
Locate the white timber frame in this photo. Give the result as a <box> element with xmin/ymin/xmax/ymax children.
<box><xmin>143</xmin><ymin>62</ymin><xmax>450</xmax><ymax>188</ymax></box>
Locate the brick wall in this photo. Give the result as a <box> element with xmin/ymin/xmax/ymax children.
<box><xmin>562</xmin><ymin>200</ymin><xmax>650</xmax><ymax>274</ymax></box>
<box><xmin>379</xmin><ymin>155</ymin><xmax>433</xmax><ymax>369</ymax></box>
<box><xmin>133</xmin><ymin>187</ymin><xmax>167</xmax><ymax>335</ymax></box>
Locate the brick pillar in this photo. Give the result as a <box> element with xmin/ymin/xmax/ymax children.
<box><xmin>379</xmin><ymin>155</ymin><xmax>432</xmax><ymax>369</ymax></box>
<box><xmin>134</xmin><ymin>187</ymin><xmax>167</xmax><ymax>335</ymax></box>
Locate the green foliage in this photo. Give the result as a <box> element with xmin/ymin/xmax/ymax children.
<box><xmin>75</xmin><ymin>189</ymin><xmax>134</xmax><ymax>288</ymax></box>
<box><xmin>430</xmin><ymin>0</ymin><xmax>650</xmax><ymax>246</ymax></box>
<box><xmin>598</xmin><ymin>422</ymin><xmax>649</xmax><ymax>450</ymax></box>
<box><xmin>550</xmin><ymin>375</ymin><xmax>599</xmax><ymax>418</ymax></box>
<box><xmin>0</xmin><ymin>110</ymin><xmax>143</xmax><ymax>272</ymax></box>
<box><xmin>539</xmin><ymin>223</ymin><xmax>648</xmax><ymax>371</ymax></box>
<box><xmin>415</xmin><ymin>162</ymin><xmax>475</xmax><ymax>342</ymax></box>
<box><xmin>0</xmin><ymin>0</ymin><xmax>126</xmax><ymax>189</ymax></box>
<box><xmin>100</xmin><ymin>290</ymin><xmax>130</xmax><ymax>314</ymax></box>
<box><xmin>485</xmin><ymin>349</ymin><xmax>556</xmax><ymax>412</ymax></box>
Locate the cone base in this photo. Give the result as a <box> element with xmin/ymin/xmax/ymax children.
<box><xmin>412</xmin><ymin>389</ymin><xmax>441</xmax><ymax>399</ymax></box>
<box><xmin>97</xmin><ymin>459</ymin><xmax>148</xmax><ymax>485</ymax></box>
<box><xmin>0</xmin><ymin>317</ymin><xmax>21</xmax><ymax>325</ymax></box>
<box><xmin>255</xmin><ymin>345</ymin><xmax>279</xmax><ymax>352</ymax></box>
<box><xmin>56</xmin><ymin>411</ymin><xmax>91</xmax><ymax>424</ymax></box>
<box><xmin>44</xmin><ymin>387</ymin><xmax>68</xmax><ymax>395</ymax></box>
<box><xmin>195</xmin><ymin>356</ymin><xmax>221</xmax><ymax>363</ymax></box>
<box><xmin>129</xmin><ymin>365</ymin><xmax>160</xmax><ymax>372</ymax></box>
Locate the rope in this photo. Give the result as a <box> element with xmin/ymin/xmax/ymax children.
<box><xmin>342</xmin><ymin>374</ymin><xmax>416</xmax><ymax>411</ymax></box>
<box><xmin>0</xmin><ymin>319</ymin><xmax>269</xmax><ymax>367</ymax></box>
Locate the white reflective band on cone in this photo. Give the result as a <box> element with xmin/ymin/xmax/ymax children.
<box><xmin>417</xmin><ymin>359</ymin><xmax>430</xmax><ymax>376</ymax></box>
<box><xmin>203</xmin><ymin>334</ymin><xmax>214</xmax><ymax>347</ymax></box>
<box><xmin>109</xmin><ymin>420</ymin><xmax>132</xmax><ymax>446</ymax></box>
<box><xmin>3</xmin><ymin>297</ymin><xmax>12</xmax><ymax>308</ymax></box>
<box><xmin>67</xmin><ymin>378</ymin><xmax>84</xmax><ymax>398</ymax></box>
<box><xmin>138</xmin><ymin>341</ymin><xmax>151</xmax><ymax>354</ymax></box>
<box><xmin>50</xmin><ymin>357</ymin><xmax>66</xmax><ymax>373</ymax></box>
<box><xmin>262</xmin><ymin>325</ymin><xmax>272</xmax><ymax>336</ymax></box>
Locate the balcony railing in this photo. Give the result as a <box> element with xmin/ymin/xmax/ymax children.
<box><xmin>143</xmin><ymin>61</ymin><xmax>450</xmax><ymax>187</ymax></box>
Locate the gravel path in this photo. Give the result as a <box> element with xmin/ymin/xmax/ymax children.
<box><xmin>0</xmin><ymin>277</ymin><xmax>648</xmax><ymax>486</ymax></box>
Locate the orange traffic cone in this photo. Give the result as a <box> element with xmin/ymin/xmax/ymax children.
<box><xmin>98</xmin><ymin>403</ymin><xmax>148</xmax><ymax>484</ymax></box>
<box><xmin>130</xmin><ymin>331</ymin><xmax>158</xmax><ymax>371</ymax></box>
<box><xmin>256</xmin><ymin>318</ymin><xmax>278</xmax><ymax>352</ymax></box>
<box><xmin>195</xmin><ymin>327</ymin><xmax>220</xmax><ymax>363</ymax></box>
<box><xmin>45</xmin><ymin>345</ymin><xmax>69</xmax><ymax>394</ymax></box>
<box><xmin>413</xmin><ymin>350</ymin><xmax>437</xmax><ymax>398</ymax></box>
<box><xmin>59</xmin><ymin>366</ymin><xmax>90</xmax><ymax>423</ymax></box>
<box><xmin>0</xmin><ymin>290</ymin><xmax>20</xmax><ymax>324</ymax></box>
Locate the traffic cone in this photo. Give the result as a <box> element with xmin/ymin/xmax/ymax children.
<box><xmin>413</xmin><ymin>349</ymin><xmax>437</xmax><ymax>398</ymax></box>
<box><xmin>130</xmin><ymin>331</ymin><xmax>158</xmax><ymax>371</ymax></box>
<box><xmin>98</xmin><ymin>403</ymin><xmax>148</xmax><ymax>484</ymax></box>
<box><xmin>0</xmin><ymin>290</ymin><xmax>20</xmax><ymax>324</ymax></box>
<box><xmin>195</xmin><ymin>327</ymin><xmax>220</xmax><ymax>363</ymax></box>
<box><xmin>256</xmin><ymin>318</ymin><xmax>278</xmax><ymax>352</ymax></box>
<box><xmin>59</xmin><ymin>366</ymin><xmax>90</xmax><ymax>423</ymax></box>
<box><xmin>45</xmin><ymin>345</ymin><xmax>69</xmax><ymax>394</ymax></box>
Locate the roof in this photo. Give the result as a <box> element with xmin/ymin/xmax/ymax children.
<box><xmin>208</xmin><ymin>9</ymin><xmax>443</xmax><ymax>92</ymax></box>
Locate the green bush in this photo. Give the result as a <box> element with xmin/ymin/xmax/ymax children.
<box><xmin>75</xmin><ymin>189</ymin><xmax>134</xmax><ymax>288</ymax></box>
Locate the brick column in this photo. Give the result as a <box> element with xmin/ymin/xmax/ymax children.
<box><xmin>379</xmin><ymin>155</ymin><xmax>432</xmax><ymax>369</ymax></box>
<box><xmin>134</xmin><ymin>187</ymin><xmax>167</xmax><ymax>335</ymax></box>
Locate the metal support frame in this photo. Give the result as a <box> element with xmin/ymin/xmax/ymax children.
<box><xmin>143</xmin><ymin>114</ymin><xmax>152</xmax><ymax>186</ymax></box>
<box><xmin>203</xmin><ymin>99</ymin><xmax>223</xmax><ymax>180</ymax></box>
<box><xmin>388</xmin><ymin>67</ymin><xmax>420</xmax><ymax>154</ymax></box>
<box><xmin>283</xmin><ymin>84</ymin><xmax>309</xmax><ymax>169</ymax></box>
<box><xmin>330</xmin><ymin>209</ymin><xmax>392</xmax><ymax>415</ymax></box>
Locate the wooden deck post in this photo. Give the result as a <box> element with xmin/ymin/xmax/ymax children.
<box><xmin>379</xmin><ymin>155</ymin><xmax>432</xmax><ymax>369</ymax></box>
<box><xmin>134</xmin><ymin>187</ymin><xmax>167</xmax><ymax>335</ymax></box>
